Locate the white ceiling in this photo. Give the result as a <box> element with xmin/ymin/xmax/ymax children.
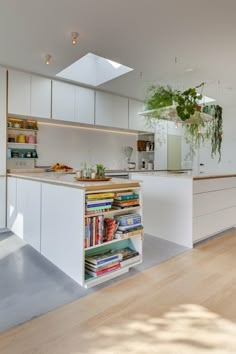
<box><xmin>1</xmin><ymin>0</ymin><xmax>236</xmax><ymax>106</ymax></box>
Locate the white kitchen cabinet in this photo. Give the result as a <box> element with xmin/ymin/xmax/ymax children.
<box><xmin>95</xmin><ymin>91</ymin><xmax>128</xmax><ymax>129</ymax></box>
<box><xmin>8</xmin><ymin>70</ymin><xmax>31</xmax><ymax>116</ymax></box>
<box><xmin>7</xmin><ymin>177</ymin><xmax>17</xmax><ymax>233</ymax></box>
<box><xmin>8</xmin><ymin>70</ymin><xmax>51</xmax><ymax>119</ymax></box>
<box><xmin>129</xmin><ymin>99</ymin><xmax>152</xmax><ymax>132</ymax></box>
<box><xmin>75</xmin><ymin>86</ymin><xmax>95</xmax><ymax>125</ymax></box>
<box><xmin>0</xmin><ymin>177</ymin><xmax>6</xmax><ymax>229</ymax></box>
<box><xmin>52</xmin><ymin>80</ymin><xmax>75</xmax><ymax>122</ymax></box>
<box><xmin>0</xmin><ymin>67</ymin><xmax>7</xmax><ymax>175</ymax></box>
<box><xmin>41</xmin><ymin>183</ymin><xmax>84</xmax><ymax>284</ymax></box>
<box><xmin>7</xmin><ymin>177</ymin><xmax>41</xmax><ymax>251</ymax></box>
<box><xmin>16</xmin><ymin>179</ymin><xmax>41</xmax><ymax>251</ymax></box>
<box><xmin>31</xmin><ymin>75</ymin><xmax>51</xmax><ymax>118</ymax></box>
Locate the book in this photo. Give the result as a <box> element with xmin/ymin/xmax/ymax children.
<box><xmin>120</xmin><ymin>254</ymin><xmax>141</xmax><ymax>268</ymax></box>
<box><xmin>85</xmin><ymin>260</ymin><xmax>120</xmax><ymax>272</ymax></box>
<box><xmin>87</xmin><ymin>193</ymin><xmax>114</xmax><ymax>200</ymax></box>
<box><xmin>86</xmin><ymin>198</ymin><xmax>114</xmax><ymax>205</ymax></box>
<box><xmin>113</xmin><ymin>199</ymin><xmax>139</xmax><ymax>206</ymax></box>
<box><xmin>85</xmin><ymin>263</ymin><xmax>121</xmax><ymax>277</ymax></box>
<box><xmin>115</xmin><ymin>227</ymin><xmax>144</xmax><ymax>239</ymax></box>
<box><xmin>112</xmin><ymin>205</ymin><xmax>139</xmax><ymax>210</ymax></box>
<box><xmin>114</xmin><ymin>194</ymin><xmax>139</xmax><ymax>201</ymax></box>
<box><xmin>118</xmin><ymin>247</ymin><xmax>139</xmax><ymax>260</ymax></box>
<box><xmin>86</xmin><ymin>205</ymin><xmax>112</xmax><ymax>211</ymax></box>
<box><xmin>117</xmin><ymin>223</ymin><xmax>142</xmax><ymax>231</ymax></box>
<box><xmin>115</xmin><ymin>191</ymin><xmax>133</xmax><ymax>197</ymax></box>
<box><xmin>85</xmin><ymin>249</ymin><xmax>122</xmax><ymax>265</ymax></box>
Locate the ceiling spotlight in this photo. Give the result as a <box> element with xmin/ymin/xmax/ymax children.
<box><xmin>45</xmin><ymin>54</ymin><xmax>52</xmax><ymax>65</ymax></box>
<box><xmin>71</xmin><ymin>32</ymin><xmax>79</xmax><ymax>45</ymax></box>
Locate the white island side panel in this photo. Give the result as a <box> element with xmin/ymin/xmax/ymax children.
<box><xmin>41</xmin><ymin>183</ymin><xmax>85</xmax><ymax>285</ymax></box>
<box><xmin>131</xmin><ymin>174</ymin><xmax>193</xmax><ymax>248</ymax></box>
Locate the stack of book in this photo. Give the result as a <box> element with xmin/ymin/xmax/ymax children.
<box><xmin>85</xmin><ymin>249</ymin><xmax>122</xmax><ymax>277</ymax></box>
<box><xmin>112</xmin><ymin>191</ymin><xmax>140</xmax><ymax>209</ymax></box>
<box><xmin>86</xmin><ymin>192</ymin><xmax>114</xmax><ymax>215</ymax></box>
<box><xmin>85</xmin><ymin>247</ymin><xmax>141</xmax><ymax>277</ymax></box>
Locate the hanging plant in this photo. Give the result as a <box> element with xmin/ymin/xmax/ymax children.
<box><xmin>142</xmin><ymin>83</ymin><xmax>223</xmax><ymax>162</ymax></box>
<box><xmin>174</xmin><ymin>83</ymin><xmax>204</xmax><ymax>121</ymax></box>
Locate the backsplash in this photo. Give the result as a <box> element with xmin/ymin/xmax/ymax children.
<box><xmin>36</xmin><ymin>123</ymin><xmax>137</xmax><ymax>170</ymax></box>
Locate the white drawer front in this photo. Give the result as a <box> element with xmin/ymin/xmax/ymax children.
<box><xmin>193</xmin><ymin>188</ymin><xmax>236</xmax><ymax>217</ymax></box>
<box><xmin>193</xmin><ymin>177</ymin><xmax>236</xmax><ymax>194</ymax></box>
<box><xmin>193</xmin><ymin>207</ymin><xmax>236</xmax><ymax>242</ymax></box>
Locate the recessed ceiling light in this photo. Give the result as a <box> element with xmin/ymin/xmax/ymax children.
<box><xmin>45</xmin><ymin>54</ymin><xmax>52</xmax><ymax>65</ymax></box>
<box><xmin>71</xmin><ymin>32</ymin><xmax>79</xmax><ymax>45</ymax></box>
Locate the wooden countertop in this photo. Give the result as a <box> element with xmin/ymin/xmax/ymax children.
<box><xmin>7</xmin><ymin>172</ymin><xmax>140</xmax><ymax>191</ymax></box>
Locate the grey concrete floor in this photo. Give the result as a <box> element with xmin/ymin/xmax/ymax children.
<box><xmin>0</xmin><ymin>231</ymin><xmax>188</xmax><ymax>333</ymax></box>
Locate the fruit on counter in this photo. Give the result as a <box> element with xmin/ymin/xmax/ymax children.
<box><xmin>51</xmin><ymin>163</ymin><xmax>73</xmax><ymax>171</ymax></box>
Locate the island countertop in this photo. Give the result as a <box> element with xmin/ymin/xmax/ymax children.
<box><xmin>7</xmin><ymin>172</ymin><xmax>140</xmax><ymax>191</ymax></box>
<box><xmin>130</xmin><ymin>171</ymin><xmax>236</xmax><ymax>180</ymax></box>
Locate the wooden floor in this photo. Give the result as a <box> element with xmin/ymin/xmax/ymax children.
<box><xmin>1</xmin><ymin>230</ymin><xmax>236</xmax><ymax>354</ymax></box>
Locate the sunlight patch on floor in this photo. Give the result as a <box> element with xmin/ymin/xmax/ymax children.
<box><xmin>78</xmin><ymin>304</ymin><xmax>236</xmax><ymax>354</ymax></box>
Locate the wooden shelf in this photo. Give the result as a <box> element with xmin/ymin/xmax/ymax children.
<box><xmin>8</xmin><ymin>143</ymin><xmax>38</xmax><ymax>146</ymax></box>
<box><xmin>84</xmin><ymin>233</ymin><xmax>142</xmax><ymax>251</ymax></box>
<box><xmin>8</xmin><ymin>128</ymin><xmax>38</xmax><ymax>133</ymax></box>
<box><xmin>84</xmin><ymin>206</ymin><xmax>141</xmax><ymax>218</ymax></box>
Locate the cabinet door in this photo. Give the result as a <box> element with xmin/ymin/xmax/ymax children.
<box><xmin>75</xmin><ymin>86</ymin><xmax>95</xmax><ymax>124</ymax></box>
<box><xmin>0</xmin><ymin>177</ymin><xmax>6</xmax><ymax>229</ymax></box>
<box><xmin>95</xmin><ymin>91</ymin><xmax>128</xmax><ymax>129</ymax></box>
<box><xmin>7</xmin><ymin>177</ymin><xmax>17</xmax><ymax>233</ymax></box>
<box><xmin>52</xmin><ymin>80</ymin><xmax>75</xmax><ymax>122</ymax></box>
<box><xmin>41</xmin><ymin>183</ymin><xmax>84</xmax><ymax>285</ymax></box>
<box><xmin>31</xmin><ymin>75</ymin><xmax>51</xmax><ymax>118</ymax></box>
<box><xmin>16</xmin><ymin>179</ymin><xmax>41</xmax><ymax>251</ymax></box>
<box><xmin>129</xmin><ymin>99</ymin><xmax>151</xmax><ymax>132</ymax></box>
<box><xmin>8</xmin><ymin>70</ymin><xmax>31</xmax><ymax>116</ymax></box>
<box><xmin>0</xmin><ymin>67</ymin><xmax>7</xmax><ymax>175</ymax></box>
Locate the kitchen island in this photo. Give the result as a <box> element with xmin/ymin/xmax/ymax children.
<box><xmin>130</xmin><ymin>172</ymin><xmax>236</xmax><ymax>248</ymax></box>
<box><xmin>7</xmin><ymin>173</ymin><xmax>143</xmax><ymax>288</ymax></box>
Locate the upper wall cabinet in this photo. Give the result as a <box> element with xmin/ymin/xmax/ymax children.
<box><xmin>52</xmin><ymin>81</ymin><xmax>95</xmax><ymax>124</ymax></box>
<box><xmin>31</xmin><ymin>75</ymin><xmax>51</xmax><ymax>118</ymax></box>
<box><xmin>128</xmin><ymin>99</ymin><xmax>153</xmax><ymax>132</ymax></box>
<box><xmin>52</xmin><ymin>81</ymin><xmax>75</xmax><ymax>122</ymax></box>
<box><xmin>8</xmin><ymin>70</ymin><xmax>51</xmax><ymax>119</ymax></box>
<box><xmin>75</xmin><ymin>86</ymin><xmax>95</xmax><ymax>125</ymax></box>
<box><xmin>95</xmin><ymin>92</ymin><xmax>128</xmax><ymax>129</ymax></box>
<box><xmin>8</xmin><ymin>70</ymin><xmax>31</xmax><ymax>116</ymax></box>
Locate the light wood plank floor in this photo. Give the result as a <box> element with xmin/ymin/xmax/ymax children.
<box><xmin>1</xmin><ymin>230</ymin><xmax>236</xmax><ymax>354</ymax></box>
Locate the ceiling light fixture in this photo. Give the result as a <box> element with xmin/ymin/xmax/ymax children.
<box><xmin>45</xmin><ymin>54</ymin><xmax>52</xmax><ymax>65</ymax></box>
<box><xmin>71</xmin><ymin>32</ymin><xmax>79</xmax><ymax>45</ymax></box>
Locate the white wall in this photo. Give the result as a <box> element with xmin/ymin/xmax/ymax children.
<box><xmin>36</xmin><ymin>124</ymin><xmax>137</xmax><ymax>170</ymax></box>
<box><xmin>193</xmin><ymin>105</ymin><xmax>236</xmax><ymax>174</ymax></box>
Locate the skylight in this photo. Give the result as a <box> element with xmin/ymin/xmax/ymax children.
<box><xmin>56</xmin><ymin>53</ymin><xmax>133</xmax><ymax>86</ymax></box>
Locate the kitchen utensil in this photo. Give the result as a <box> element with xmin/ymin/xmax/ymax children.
<box><xmin>124</xmin><ymin>146</ymin><xmax>134</xmax><ymax>169</ymax></box>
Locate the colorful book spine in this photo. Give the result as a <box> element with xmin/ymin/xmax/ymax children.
<box><xmin>86</xmin><ymin>264</ymin><xmax>120</xmax><ymax>277</ymax></box>
<box><xmin>114</xmin><ymin>194</ymin><xmax>139</xmax><ymax>201</ymax></box>
<box><xmin>87</xmin><ymin>193</ymin><xmax>114</xmax><ymax>199</ymax></box>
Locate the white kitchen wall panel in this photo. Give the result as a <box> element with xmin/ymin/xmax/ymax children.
<box><xmin>52</xmin><ymin>80</ymin><xmax>75</xmax><ymax>122</ymax></box>
<box><xmin>95</xmin><ymin>91</ymin><xmax>128</xmax><ymax>129</ymax></box>
<box><xmin>75</xmin><ymin>86</ymin><xmax>95</xmax><ymax>125</ymax></box>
